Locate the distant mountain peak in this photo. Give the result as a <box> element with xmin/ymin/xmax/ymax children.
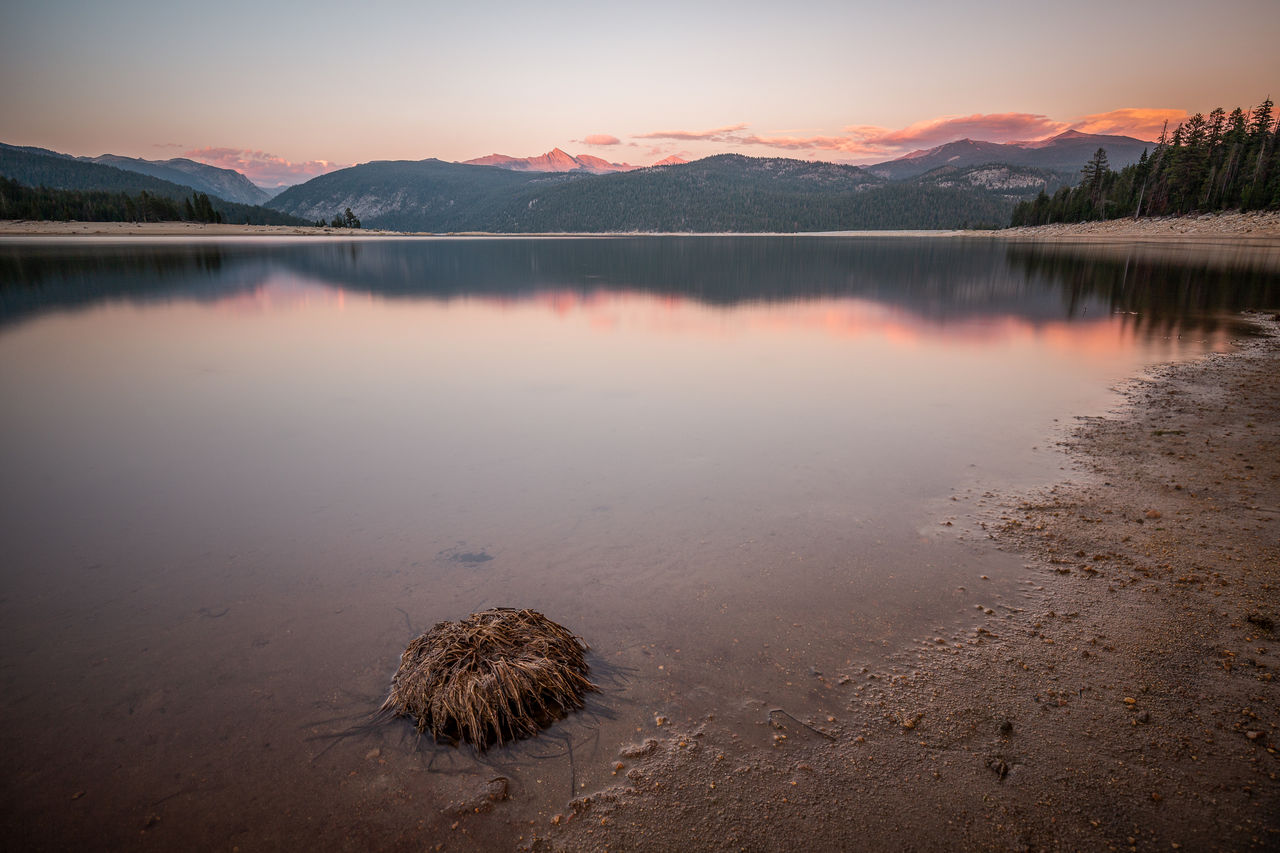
<box><xmin>867</xmin><ymin>131</ymin><xmax>1153</xmax><ymax>180</ymax></box>
<box><xmin>461</xmin><ymin>149</ymin><xmax>677</xmax><ymax>174</ymax></box>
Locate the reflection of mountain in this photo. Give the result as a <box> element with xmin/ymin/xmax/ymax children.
<box><xmin>272</xmin><ymin>237</ymin><xmax>1088</xmax><ymax>319</ymax></box>
<box><xmin>2</xmin><ymin>238</ymin><xmax>1276</xmax><ymax>335</ymax></box>
<box><xmin>0</xmin><ymin>244</ymin><xmax>272</xmax><ymax>327</ymax></box>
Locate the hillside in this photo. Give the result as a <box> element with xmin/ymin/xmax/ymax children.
<box><xmin>868</xmin><ymin>130</ymin><xmax>1152</xmax><ymax>180</ymax></box>
<box><xmin>88</xmin><ymin>155</ymin><xmax>271</xmax><ymax>205</ymax></box>
<box><xmin>266</xmin><ymin>158</ymin><xmax>548</xmax><ymax>229</ymax></box>
<box><xmin>0</xmin><ymin>144</ymin><xmax>306</xmax><ymax>225</ymax></box>
<box><xmin>267</xmin><ymin>153</ymin><xmax>1049</xmax><ymax>232</ymax></box>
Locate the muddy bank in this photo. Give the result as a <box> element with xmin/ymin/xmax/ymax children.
<box><xmin>528</xmin><ymin>315</ymin><xmax>1279</xmax><ymax>852</ymax></box>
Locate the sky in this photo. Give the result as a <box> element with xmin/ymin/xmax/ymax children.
<box><xmin>2</xmin><ymin>0</ymin><xmax>1277</xmax><ymax>187</ymax></box>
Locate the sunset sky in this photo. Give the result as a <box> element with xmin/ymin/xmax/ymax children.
<box><xmin>2</xmin><ymin>0</ymin><xmax>1276</xmax><ymax>187</ymax></box>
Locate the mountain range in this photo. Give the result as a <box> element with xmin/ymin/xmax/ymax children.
<box><xmin>865</xmin><ymin>130</ymin><xmax>1152</xmax><ymax>180</ymax></box>
<box><xmin>264</xmin><ymin>153</ymin><xmax>1073</xmax><ymax>232</ymax></box>
<box><xmin>462</xmin><ymin>148</ymin><xmax>687</xmax><ymax>173</ymax></box>
<box><xmin>1</xmin><ymin>129</ymin><xmax>1152</xmax><ymax>232</ymax></box>
<box><xmin>0</xmin><ymin>143</ymin><xmax>306</xmax><ymax>225</ymax></box>
<box><xmin>85</xmin><ymin>154</ymin><xmax>273</xmax><ymax>205</ymax></box>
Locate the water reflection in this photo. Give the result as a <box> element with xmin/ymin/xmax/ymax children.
<box><xmin>4</xmin><ymin>237</ymin><xmax>1278</xmax><ymax>335</ymax></box>
<box><xmin>1</xmin><ymin>236</ymin><xmax>1277</xmax><ymax>849</ymax></box>
<box><xmin>1004</xmin><ymin>240</ymin><xmax>1280</xmax><ymax>338</ymax></box>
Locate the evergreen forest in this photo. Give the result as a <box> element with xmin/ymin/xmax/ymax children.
<box><xmin>1011</xmin><ymin>97</ymin><xmax>1279</xmax><ymax>226</ymax></box>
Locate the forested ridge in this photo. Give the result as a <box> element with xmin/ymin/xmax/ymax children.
<box><xmin>267</xmin><ymin>155</ymin><xmax>1050</xmax><ymax>232</ymax></box>
<box><xmin>0</xmin><ymin>146</ymin><xmax>307</xmax><ymax>226</ymax></box>
<box><xmin>0</xmin><ymin>177</ymin><xmax>231</xmax><ymax>224</ymax></box>
<box><xmin>1012</xmin><ymin>97</ymin><xmax>1279</xmax><ymax>226</ymax></box>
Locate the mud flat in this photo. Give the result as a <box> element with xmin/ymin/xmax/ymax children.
<box><xmin>528</xmin><ymin>315</ymin><xmax>1279</xmax><ymax>851</ymax></box>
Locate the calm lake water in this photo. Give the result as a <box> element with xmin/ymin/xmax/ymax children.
<box><xmin>2</xmin><ymin>235</ymin><xmax>1277</xmax><ymax>849</ymax></box>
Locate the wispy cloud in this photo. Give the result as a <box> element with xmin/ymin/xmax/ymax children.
<box><xmin>1071</xmin><ymin>108</ymin><xmax>1187</xmax><ymax>140</ymax></box>
<box><xmin>581</xmin><ymin>134</ymin><xmax>621</xmax><ymax>146</ymax></box>
<box><xmin>183</xmin><ymin>147</ymin><xmax>347</xmax><ymax>187</ymax></box>
<box><xmin>633</xmin><ymin>123</ymin><xmax>748</xmax><ymax>142</ymax></box>
<box><xmin>152</xmin><ymin>141</ymin><xmax>185</xmax><ymax>149</ymax></box>
<box><xmin>851</xmin><ymin>112</ymin><xmax>1070</xmax><ymax>148</ymax></box>
<box><xmin>630</xmin><ymin>109</ymin><xmax>1170</xmax><ymax>163</ymax></box>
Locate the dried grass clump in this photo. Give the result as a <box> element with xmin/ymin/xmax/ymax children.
<box><xmin>380</xmin><ymin>607</ymin><xmax>595</xmax><ymax>749</ymax></box>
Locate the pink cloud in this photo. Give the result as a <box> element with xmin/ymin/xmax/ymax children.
<box><xmin>582</xmin><ymin>134</ymin><xmax>621</xmax><ymax>146</ymax></box>
<box><xmin>183</xmin><ymin>146</ymin><xmax>348</xmax><ymax>188</ymax></box>
<box><xmin>736</xmin><ymin>133</ymin><xmax>885</xmax><ymax>156</ymax></box>
<box><xmin>1070</xmin><ymin>108</ymin><xmax>1185</xmax><ymax>141</ymax></box>
<box><xmin>852</xmin><ymin>113</ymin><xmax>1071</xmax><ymax>148</ymax></box>
<box><xmin>633</xmin><ymin>123</ymin><xmax>748</xmax><ymax>142</ymax></box>
<box><xmin>635</xmin><ymin>110</ymin><xmax>1172</xmax><ymax>163</ymax></box>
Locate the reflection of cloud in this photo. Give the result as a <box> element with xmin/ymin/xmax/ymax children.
<box><xmin>463</xmin><ymin>288</ymin><xmax>1154</xmax><ymax>356</ymax></box>
<box><xmin>184</xmin><ymin>147</ymin><xmax>349</xmax><ymax>188</ymax></box>
<box><xmin>582</xmin><ymin>134</ymin><xmax>621</xmax><ymax>146</ymax></box>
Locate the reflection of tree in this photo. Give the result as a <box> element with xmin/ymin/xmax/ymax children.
<box><xmin>0</xmin><ymin>244</ymin><xmax>270</xmax><ymax>329</ymax></box>
<box><xmin>1004</xmin><ymin>243</ymin><xmax>1280</xmax><ymax>339</ymax></box>
<box><xmin>3</xmin><ymin>238</ymin><xmax>1277</xmax><ymax>339</ymax></box>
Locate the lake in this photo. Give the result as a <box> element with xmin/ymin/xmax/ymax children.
<box><xmin>2</xmin><ymin>235</ymin><xmax>1277</xmax><ymax>849</ymax></box>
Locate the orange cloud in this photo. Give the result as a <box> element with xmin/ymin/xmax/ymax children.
<box><xmin>634</xmin><ymin>114</ymin><xmax>1077</xmax><ymax>160</ymax></box>
<box><xmin>630</xmin><ymin>109</ymin><xmax>1174</xmax><ymax>163</ymax></box>
<box><xmin>853</xmin><ymin>112</ymin><xmax>1070</xmax><ymax>148</ymax></box>
<box><xmin>583</xmin><ymin>134</ymin><xmax>621</xmax><ymax>146</ymax></box>
<box><xmin>633</xmin><ymin>123</ymin><xmax>748</xmax><ymax>142</ymax></box>
<box><xmin>1070</xmin><ymin>108</ymin><xmax>1186</xmax><ymax>140</ymax></box>
<box><xmin>183</xmin><ymin>146</ymin><xmax>348</xmax><ymax>188</ymax></box>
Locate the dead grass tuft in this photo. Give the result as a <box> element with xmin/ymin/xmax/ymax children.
<box><xmin>380</xmin><ymin>608</ymin><xmax>595</xmax><ymax>749</ymax></box>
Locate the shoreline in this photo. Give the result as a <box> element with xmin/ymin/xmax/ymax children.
<box><xmin>530</xmin><ymin>315</ymin><xmax>1280</xmax><ymax>851</ymax></box>
<box><xmin>2</xmin><ymin>210</ymin><xmax>1278</xmax><ymax>242</ymax></box>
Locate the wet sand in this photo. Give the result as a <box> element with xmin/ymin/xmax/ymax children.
<box><xmin>528</xmin><ymin>314</ymin><xmax>1280</xmax><ymax>851</ymax></box>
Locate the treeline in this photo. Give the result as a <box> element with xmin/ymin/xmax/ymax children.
<box><xmin>313</xmin><ymin>208</ymin><xmax>362</xmax><ymax>229</ymax></box>
<box><xmin>0</xmin><ymin>145</ymin><xmax>309</xmax><ymax>226</ymax></box>
<box><xmin>0</xmin><ymin>177</ymin><xmax>229</xmax><ymax>223</ymax></box>
<box><xmin>1012</xmin><ymin>97</ymin><xmax>1279</xmax><ymax>225</ymax></box>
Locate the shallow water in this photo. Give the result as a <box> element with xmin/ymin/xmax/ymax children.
<box><xmin>1</xmin><ymin>235</ymin><xmax>1276</xmax><ymax>848</ymax></box>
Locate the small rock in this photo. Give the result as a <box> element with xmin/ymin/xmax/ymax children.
<box><xmin>998</xmin><ymin>720</ymin><xmax>1014</xmax><ymax>736</ymax></box>
<box><xmin>620</xmin><ymin>739</ymin><xmax>659</xmax><ymax>759</ymax></box>
<box><xmin>1145</xmin><ymin>509</ymin><xmax>1162</xmax><ymax>519</ymax></box>
<box><xmin>1245</xmin><ymin>730</ymin><xmax>1265</xmax><ymax>741</ymax></box>
<box><xmin>364</xmin><ymin>748</ymin><xmax>381</xmax><ymax>760</ymax></box>
<box><xmin>988</xmin><ymin>758</ymin><xmax>1009</xmax><ymax>780</ymax></box>
<box><xmin>485</xmin><ymin>777</ymin><xmax>509</xmax><ymax>802</ymax></box>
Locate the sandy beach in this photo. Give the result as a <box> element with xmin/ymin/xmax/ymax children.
<box><xmin>3</xmin><ymin>210</ymin><xmax>1279</xmax><ymax>242</ymax></box>
<box><xmin>527</xmin><ymin>314</ymin><xmax>1279</xmax><ymax>851</ymax></box>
